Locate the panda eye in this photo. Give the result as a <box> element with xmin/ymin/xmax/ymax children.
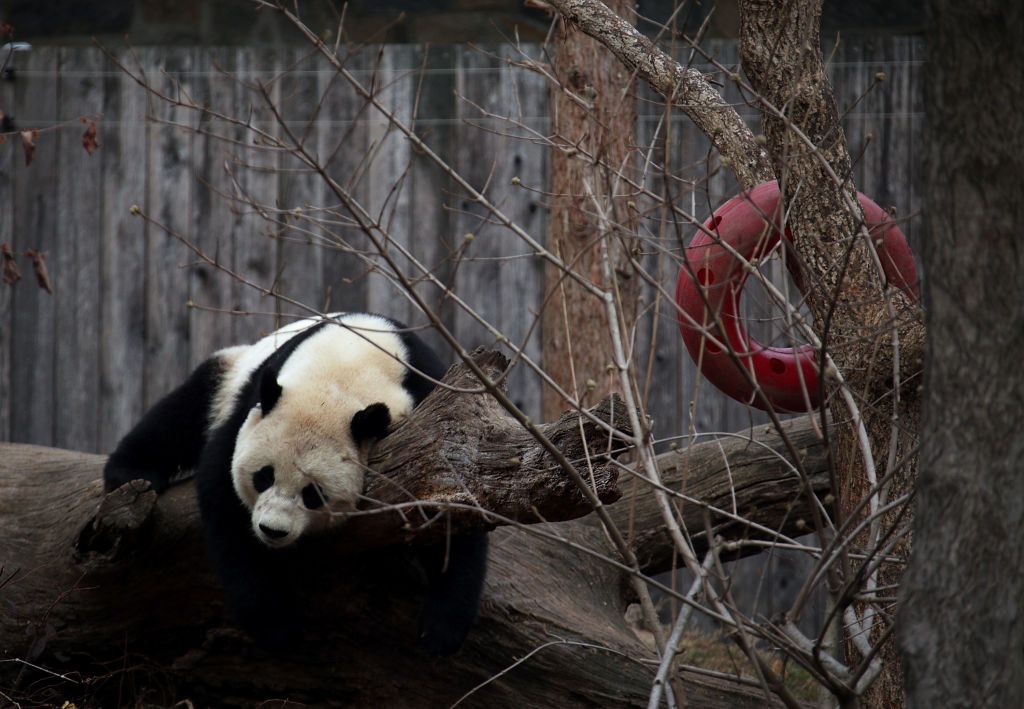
<box><xmin>252</xmin><ymin>466</ymin><xmax>274</xmax><ymax>493</ymax></box>
<box><xmin>302</xmin><ymin>483</ymin><xmax>327</xmax><ymax>510</ymax></box>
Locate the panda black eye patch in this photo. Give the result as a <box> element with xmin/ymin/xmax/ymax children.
<box><xmin>301</xmin><ymin>483</ymin><xmax>327</xmax><ymax>510</ymax></box>
<box><xmin>252</xmin><ymin>465</ymin><xmax>275</xmax><ymax>493</ymax></box>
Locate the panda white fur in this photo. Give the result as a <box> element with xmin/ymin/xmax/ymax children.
<box><xmin>104</xmin><ymin>313</ymin><xmax>488</xmax><ymax>655</ymax></box>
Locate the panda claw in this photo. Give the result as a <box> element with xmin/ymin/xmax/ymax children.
<box><xmin>103</xmin><ymin>467</ymin><xmax>167</xmax><ymax>494</ymax></box>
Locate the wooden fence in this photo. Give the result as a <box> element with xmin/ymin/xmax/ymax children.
<box><xmin>0</xmin><ymin>37</ymin><xmax>922</xmax><ymax>625</ymax></box>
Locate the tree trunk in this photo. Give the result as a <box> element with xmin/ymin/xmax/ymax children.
<box><xmin>899</xmin><ymin>2</ymin><xmax>1024</xmax><ymax>707</ymax></box>
<box><xmin>542</xmin><ymin>0</ymin><xmax>641</xmax><ymax>420</ymax></box>
<box><xmin>0</xmin><ymin>400</ymin><xmax>828</xmax><ymax>706</ymax></box>
<box><xmin>738</xmin><ymin>2</ymin><xmax>924</xmax><ymax>705</ymax></box>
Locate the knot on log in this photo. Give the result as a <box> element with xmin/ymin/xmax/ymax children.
<box><xmin>75</xmin><ymin>480</ymin><xmax>158</xmax><ymax>562</ymax></box>
<box><xmin>527</xmin><ymin>392</ymin><xmax>631</xmax><ymax>513</ymax></box>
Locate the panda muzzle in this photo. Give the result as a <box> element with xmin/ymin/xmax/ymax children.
<box><xmin>258</xmin><ymin>523</ymin><xmax>289</xmax><ymax>540</ymax></box>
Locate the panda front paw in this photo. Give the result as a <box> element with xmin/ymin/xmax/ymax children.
<box><xmin>102</xmin><ymin>466</ymin><xmax>168</xmax><ymax>494</ymax></box>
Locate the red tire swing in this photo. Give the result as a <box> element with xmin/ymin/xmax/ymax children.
<box><xmin>675</xmin><ymin>181</ymin><xmax>918</xmax><ymax>413</ymax></box>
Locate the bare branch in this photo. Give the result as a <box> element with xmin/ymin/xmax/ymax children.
<box><xmin>544</xmin><ymin>0</ymin><xmax>774</xmax><ymax>188</ymax></box>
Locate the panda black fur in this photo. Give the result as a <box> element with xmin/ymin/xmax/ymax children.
<box><xmin>104</xmin><ymin>313</ymin><xmax>488</xmax><ymax>656</ymax></box>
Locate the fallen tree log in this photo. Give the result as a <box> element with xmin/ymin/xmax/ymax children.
<box><xmin>618</xmin><ymin>423</ymin><xmax>830</xmax><ymax>575</ymax></box>
<box><xmin>0</xmin><ymin>351</ymin><xmax>829</xmax><ymax>707</ymax></box>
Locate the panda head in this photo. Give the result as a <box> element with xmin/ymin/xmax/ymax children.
<box><xmin>229</xmin><ymin>365</ymin><xmax>394</xmax><ymax>548</ymax></box>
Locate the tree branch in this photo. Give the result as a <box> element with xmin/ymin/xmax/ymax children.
<box><xmin>0</xmin><ymin>354</ymin><xmax>827</xmax><ymax>706</ymax></box>
<box><xmin>615</xmin><ymin>418</ymin><xmax>830</xmax><ymax>576</ymax></box>
<box><xmin>738</xmin><ymin>2</ymin><xmax>924</xmax><ymax>705</ymax></box>
<box><xmin>544</xmin><ymin>0</ymin><xmax>774</xmax><ymax>188</ymax></box>
<box><xmin>356</xmin><ymin>349</ymin><xmax>629</xmax><ymax>546</ymax></box>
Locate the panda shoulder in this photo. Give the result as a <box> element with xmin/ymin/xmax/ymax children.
<box><xmin>343</xmin><ymin>313</ymin><xmax>445</xmax><ymax>380</ymax></box>
<box><xmin>353</xmin><ymin>314</ymin><xmax>447</xmax><ymax>404</ymax></box>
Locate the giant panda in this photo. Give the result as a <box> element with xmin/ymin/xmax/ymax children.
<box><xmin>103</xmin><ymin>312</ymin><xmax>488</xmax><ymax>656</ymax></box>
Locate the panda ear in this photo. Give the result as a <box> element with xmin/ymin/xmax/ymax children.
<box><xmin>351</xmin><ymin>403</ymin><xmax>391</xmax><ymax>445</ymax></box>
<box><xmin>259</xmin><ymin>366</ymin><xmax>283</xmax><ymax>414</ymax></box>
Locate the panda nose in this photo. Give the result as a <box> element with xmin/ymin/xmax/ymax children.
<box><xmin>259</xmin><ymin>524</ymin><xmax>289</xmax><ymax>539</ymax></box>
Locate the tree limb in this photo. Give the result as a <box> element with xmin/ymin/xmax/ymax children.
<box><xmin>357</xmin><ymin>349</ymin><xmax>629</xmax><ymax>546</ymax></box>
<box><xmin>0</xmin><ymin>353</ymin><xmax>827</xmax><ymax>706</ymax></box>
<box><xmin>738</xmin><ymin>2</ymin><xmax>924</xmax><ymax>705</ymax></box>
<box><xmin>544</xmin><ymin>0</ymin><xmax>774</xmax><ymax>188</ymax></box>
<box><xmin>617</xmin><ymin>419</ymin><xmax>830</xmax><ymax>576</ymax></box>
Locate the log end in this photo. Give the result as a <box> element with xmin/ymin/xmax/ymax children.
<box><xmin>75</xmin><ymin>479</ymin><xmax>158</xmax><ymax>563</ymax></box>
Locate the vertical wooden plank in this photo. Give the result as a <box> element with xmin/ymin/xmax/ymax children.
<box><xmin>452</xmin><ymin>46</ymin><xmax>546</xmax><ymax>418</ymax></box>
<box><xmin>275</xmin><ymin>46</ymin><xmax>326</xmax><ymax>321</ymax></box>
<box><xmin>869</xmin><ymin>37</ymin><xmax>923</xmax><ymax>251</ymax></box>
<box><xmin>704</xmin><ymin>39</ymin><xmax>743</xmax><ymax>207</ymax></box>
<box><xmin>451</xmin><ymin>48</ymin><xmax>505</xmax><ymax>383</ymax></box>
<box><xmin>230</xmin><ymin>47</ymin><xmax>281</xmax><ymax>343</ymax></box>
<box><xmin>501</xmin><ymin>45</ymin><xmax>549</xmax><ymax>420</ymax></box>
<box><xmin>52</xmin><ymin>47</ymin><xmax>103</xmax><ymax>451</ymax></box>
<box><xmin>144</xmin><ymin>47</ymin><xmax>194</xmax><ymax>407</ymax></box>
<box><xmin>316</xmin><ymin>49</ymin><xmax>369</xmax><ymax>315</ymax></box>
<box><xmin>853</xmin><ymin>37</ymin><xmax>887</xmax><ymax>204</ymax></box>
<box><xmin>10</xmin><ymin>48</ymin><xmax>59</xmax><ymax>445</ymax></box>
<box><xmin>98</xmin><ymin>47</ymin><xmax>148</xmax><ymax>452</ymax></box>
<box><xmin>189</xmin><ymin>48</ymin><xmax>240</xmax><ymax>362</ymax></box>
<box><xmin>338</xmin><ymin>46</ymin><xmax>458</xmax><ymax>354</ymax></box>
<box><xmin>875</xmin><ymin>38</ymin><xmax>900</xmax><ymax>213</ymax></box>
<box><xmin>634</xmin><ymin>72</ymin><xmax>688</xmax><ymax>450</ymax></box>
<box><xmin>364</xmin><ymin>45</ymin><xmax>416</xmax><ymax>327</ymax></box>
<box><xmin>828</xmin><ymin>36</ymin><xmax>865</xmax><ymax>188</ymax></box>
<box><xmin>671</xmin><ymin>52</ymin><xmax>712</xmax><ymax>441</ymax></box>
<box><xmin>402</xmin><ymin>45</ymin><xmax>457</xmax><ymax>358</ymax></box>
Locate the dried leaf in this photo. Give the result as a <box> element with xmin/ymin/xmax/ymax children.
<box><xmin>81</xmin><ymin>119</ymin><xmax>99</xmax><ymax>156</ymax></box>
<box><xmin>1</xmin><ymin>242</ymin><xmax>21</xmax><ymax>286</ymax></box>
<box><xmin>20</xmin><ymin>129</ymin><xmax>37</xmax><ymax>166</ymax></box>
<box><xmin>24</xmin><ymin>249</ymin><xmax>52</xmax><ymax>294</ymax></box>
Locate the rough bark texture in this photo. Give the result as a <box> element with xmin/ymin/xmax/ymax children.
<box><xmin>610</xmin><ymin>420</ymin><xmax>831</xmax><ymax>575</ymax></box>
<box><xmin>899</xmin><ymin>3</ymin><xmax>1024</xmax><ymax>707</ymax></box>
<box><xmin>360</xmin><ymin>349</ymin><xmax>628</xmax><ymax>543</ymax></box>
<box><xmin>0</xmin><ymin>403</ymin><xmax>827</xmax><ymax>706</ymax></box>
<box><xmin>739</xmin><ymin>2</ymin><xmax>925</xmax><ymax>705</ymax></box>
<box><xmin>542</xmin><ymin>0</ymin><xmax>641</xmax><ymax>420</ymax></box>
<box><xmin>544</xmin><ymin>0</ymin><xmax>774</xmax><ymax>189</ymax></box>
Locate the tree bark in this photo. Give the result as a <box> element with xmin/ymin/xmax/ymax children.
<box><xmin>738</xmin><ymin>2</ymin><xmax>924</xmax><ymax>705</ymax></box>
<box><xmin>542</xmin><ymin>0</ymin><xmax>642</xmax><ymax>420</ymax></box>
<box><xmin>0</xmin><ymin>396</ymin><xmax>828</xmax><ymax>706</ymax></box>
<box><xmin>613</xmin><ymin>420</ymin><xmax>830</xmax><ymax>575</ymax></box>
<box><xmin>899</xmin><ymin>2</ymin><xmax>1024</xmax><ymax>707</ymax></box>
